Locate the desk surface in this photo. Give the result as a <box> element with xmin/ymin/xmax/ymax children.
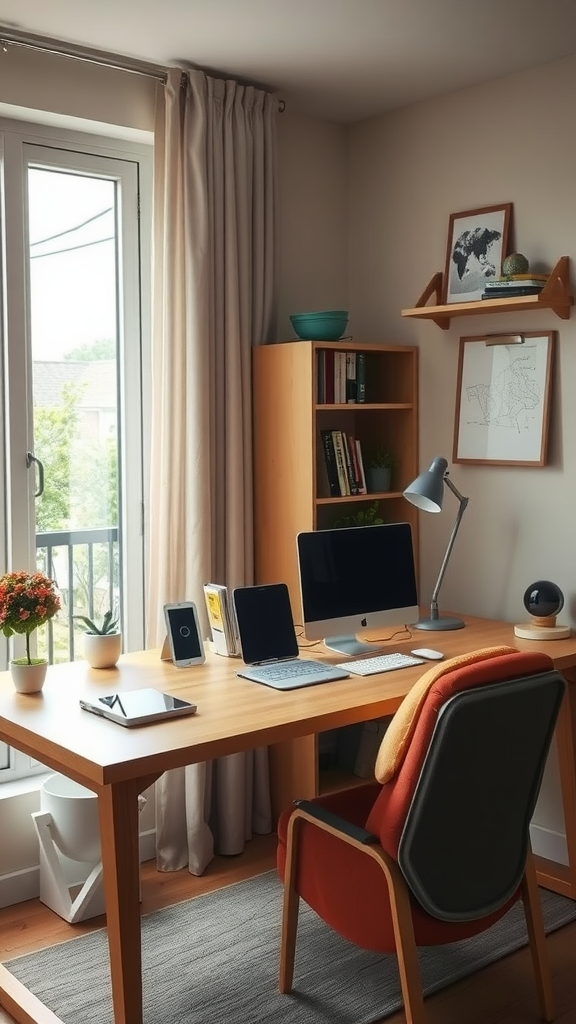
<box><xmin>1</xmin><ymin>613</ymin><xmax>576</xmax><ymax>793</ymax></box>
<box><xmin>1</xmin><ymin>612</ymin><xmax>576</xmax><ymax>1024</ymax></box>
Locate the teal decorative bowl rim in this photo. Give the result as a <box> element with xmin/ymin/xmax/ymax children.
<box><xmin>290</xmin><ymin>309</ymin><xmax>348</xmax><ymax>319</ymax></box>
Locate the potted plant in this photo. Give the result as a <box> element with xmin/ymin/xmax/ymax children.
<box><xmin>367</xmin><ymin>447</ymin><xmax>393</xmax><ymax>494</ymax></box>
<box><xmin>332</xmin><ymin>501</ymin><xmax>384</xmax><ymax>529</ymax></box>
<box><xmin>74</xmin><ymin>609</ymin><xmax>122</xmax><ymax>669</ymax></box>
<box><xmin>0</xmin><ymin>570</ymin><xmax>61</xmax><ymax>692</ymax></box>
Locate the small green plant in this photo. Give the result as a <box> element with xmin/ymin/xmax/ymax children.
<box><xmin>74</xmin><ymin>609</ymin><xmax>119</xmax><ymax>635</ymax></box>
<box><xmin>369</xmin><ymin>446</ymin><xmax>394</xmax><ymax>469</ymax></box>
<box><xmin>333</xmin><ymin>501</ymin><xmax>384</xmax><ymax>528</ymax></box>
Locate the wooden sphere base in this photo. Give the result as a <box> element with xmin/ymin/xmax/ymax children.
<box><xmin>514</xmin><ymin>622</ymin><xmax>571</xmax><ymax>641</ymax></box>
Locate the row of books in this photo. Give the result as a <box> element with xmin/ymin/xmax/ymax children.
<box><xmin>317</xmin><ymin>349</ymin><xmax>366</xmax><ymax>404</ymax></box>
<box><xmin>203</xmin><ymin>583</ymin><xmax>240</xmax><ymax>657</ymax></box>
<box><xmin>482</xmin><ymin>271</ymin><xmax>548</xmax><ymax>300</ymax></box>
<box><xmin>320</xmin><ymin>428</ymin><xmax>368</xmax><ymax>497</ymax></box>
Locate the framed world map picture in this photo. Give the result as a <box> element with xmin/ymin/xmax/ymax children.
<box><xmin>443</xmin><ymin>203</ymin><xmax>512</xmax><ymax>303</ymax></box>
<box><xmin>453</xmin><ymin>331</ymin><xmax>554</xmax><ymax>466</ymax></box>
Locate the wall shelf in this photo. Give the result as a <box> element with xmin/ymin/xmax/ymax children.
<box><xmin>401</xmin><ymin>256</ymin><xmax>573</xmax><ymax>330</ymax></box>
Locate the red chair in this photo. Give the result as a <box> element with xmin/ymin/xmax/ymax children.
<box><xmin>277</xmin><ymin>646</ymin><xmax>565</xmax><ymax>1024</ymax></box>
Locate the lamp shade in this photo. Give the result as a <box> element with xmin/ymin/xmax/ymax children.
<box><xmin>403</xmin><ymin>457</ymin><xmax>448</xmax><ymax>513</ymax></box>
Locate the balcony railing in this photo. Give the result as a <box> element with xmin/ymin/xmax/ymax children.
<box><xmin>36</xmin><ymin>527</ymin><xmax>120</xmax><ymax>664</ymax></box>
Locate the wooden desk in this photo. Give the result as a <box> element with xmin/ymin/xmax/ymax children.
<box><xmin>1</xmin><ymin>613</ymin><xmax>576</xmax><ymax>1024</ymax></box>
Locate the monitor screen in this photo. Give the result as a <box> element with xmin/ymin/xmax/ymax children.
<box><xmin>296</xmin><ymin>522</ymin><xmax>419</xmax><ymax>656</ymax></box>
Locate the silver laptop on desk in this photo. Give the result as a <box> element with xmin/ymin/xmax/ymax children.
<box><xmin>233</xmin><ymin>583</ymin><xmax>350</xmax><ymax>690</ymax></box>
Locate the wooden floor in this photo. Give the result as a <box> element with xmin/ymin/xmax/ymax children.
<box><xmin>1</xmin><ymin>833</ymin><xmax>576</xmax><ymax>1023</ymax></box>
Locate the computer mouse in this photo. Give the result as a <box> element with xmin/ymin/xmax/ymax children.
<box><xmin>411</xmin><ymin>648</ymin><xmax>444</xmax><ymax>661</ymax></box>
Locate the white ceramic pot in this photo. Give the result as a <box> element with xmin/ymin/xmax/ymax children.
<box><xmin>10</xmin><ymin>659</ymin><xmax>48</xmax><ymax>693</ymax></box>
<box><xmin>83</xmin><ymin>631</ymin><xmax>122</xmax><ymax>669</ymax></box>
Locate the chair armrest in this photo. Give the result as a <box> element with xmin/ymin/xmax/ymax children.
<box><xmin>294</xmin><ymin>799</ymin><xmax>377</xmax><ymax>845</ymax></box>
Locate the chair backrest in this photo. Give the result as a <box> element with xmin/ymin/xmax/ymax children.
<box><xmin>397</xmin><ymin>667</ymin><xmax>565</xmax><ymax>922</ymax></box>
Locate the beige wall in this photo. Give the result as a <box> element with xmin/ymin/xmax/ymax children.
<box><xmin>276</xmin><ymin>112</ymin><xmax>349</xmax><ymax>339</ymax></box>
<box><xmin>348</xmin><ymin>53</ymin><xmax>576</xmax><ymax>633</ymax></box>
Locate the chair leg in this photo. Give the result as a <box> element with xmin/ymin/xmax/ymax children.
<box><xmin>521</xmin><ymin>849</ymin><xmax>555</xmax><ymax>1022</ymax></box>
<box><xmin>384</xmin><ymin>860</ymin><xmax>426</xmax><ymax>1024</ymax></box>
<box><xmin>279</xmin><ymin>815</ymin><xmax>302</xmax><ymax>993</ymax></box>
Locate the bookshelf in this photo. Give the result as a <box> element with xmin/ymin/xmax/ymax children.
<box><xmin>252</xmin><ymin>340</ymin><xmax>419</xmax><ymax>810</ymax></box>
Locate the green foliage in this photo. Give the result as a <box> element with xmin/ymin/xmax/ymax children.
<box><xmin>63</xmin><ymin>338</ymin><xmax>116</xmax><ymax>361</ymax></box>
<box><xmin>73</xmin><ymin>609</ymin><xmax>119</xmax><ymax>635</ymax></box>
<box><xmin>369</xmin><ymin>446</ymin><xmax>394</xmax><ymax>469</ymax></box>
<box><xmin>332</xmin><ymin>501</ymin><xmax>384</xmax><ymax>529</ymax></box>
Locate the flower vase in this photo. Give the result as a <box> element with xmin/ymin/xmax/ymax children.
<box><xmin>10</xmin><ymin>658</ymin><xmax>48</xmax><ymax>693</ymax></box>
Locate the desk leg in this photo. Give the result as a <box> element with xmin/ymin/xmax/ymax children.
<box><xmin>536</xmin><ymin>668</ymin><xmax>576</xmax><ymax>899</ymax></box>
<box><xmin>99</xmin><ymin>781</ymin><xmax>143</xmax><ymax>1024</ymax></box>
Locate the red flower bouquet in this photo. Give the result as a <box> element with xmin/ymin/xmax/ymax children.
<box><xmin>0</xmin><ymin>570</ymin><xmax>61</xmax><ymax>664</ymax></box>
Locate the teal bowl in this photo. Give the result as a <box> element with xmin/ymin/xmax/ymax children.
<box><xmin>290</xmin><ymin>310</ymin><xmax>349</xmax><ymax>341</ymax></box>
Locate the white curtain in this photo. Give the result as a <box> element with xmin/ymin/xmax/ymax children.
<box><xmin>148</xmin><ymin>67</ymin><xmax>277</xmax><ymax>874</ymax></box>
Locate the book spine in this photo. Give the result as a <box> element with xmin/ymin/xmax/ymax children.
<box><xmin>346</xmin><ymin>352</ymin><xmax>357</xmax><ymax>403</ymax></box>
<box><xmin>356</xmin><ymin>352</ymin><xmax>366</xmax><ymax>403</ymax></box>
<box><xmin>334</xmin><ymin>352</ymin><xmax>345</xmax><ymax>404</ymax></box>
<box><xmin>204</xmin><ymin>586</ymin><xmax>232</xmax><ymax>656</ymax></box>
<box><xmin>317</xmin><ymin>349</ymin><xmax>326</xmax><ymax>403</ymax></box>
<box><xmin>320</xmin><ymin>430</ymin><xmax>340</xmax><ymax>497</ymax></box>
<box><xmin>325</xmin><ymin>348</ymin><xmax>335</xmax><ymax>403</ymax></box>
<box><xmin>332</xmin><ymin>430</ymin><xmax>350</xmax><ymax>495</ymax></box>
<box><xmin>347</xmin><ymin>434</ymin><xmax>362</xmax><ymax>494</ymax></box>
<box><xmin>341</xmin><ymin>433</ymin><xmax>358</xmax><ymax>494</ymax></box>
<box><xmin>355</xmin><ymin>439</ymin><xmax>368</xmax><ymax>494</ymax></box>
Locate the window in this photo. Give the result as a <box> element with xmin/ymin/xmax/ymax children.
<box><xmin>0</xmin><ymin>117</ymin><xmax>151</xmax><ymax>781</ymax></box>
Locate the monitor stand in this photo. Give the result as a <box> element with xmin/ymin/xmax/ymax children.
<box><xmin>323</xmin><ymin>635</ymin><xmax>382</xmax><ymax>657</ymax></box>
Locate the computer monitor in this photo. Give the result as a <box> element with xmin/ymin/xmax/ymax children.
<box><xmin>296</xmin><ymin>522</ymin><xmax>419</xmax><ymax>657</ymax></box>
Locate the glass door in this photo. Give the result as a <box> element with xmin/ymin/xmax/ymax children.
<box><xmin>1</xmin><ymin>129</ymin><xmax>148</xmax><ymax>667</ymax></box>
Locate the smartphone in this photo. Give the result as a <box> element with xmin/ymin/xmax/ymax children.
<box><xmin>163</xmin><ymin>602</ymin><xmax>206</xmax><ymax>668</ymax></box>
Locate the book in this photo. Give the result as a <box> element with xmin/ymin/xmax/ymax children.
<box><xmin>341</xmin><ymin>432</ymin><xmax>359</xmax><ymax>494</ymax></box>
<box><xmin>332</xmin><ymin>430</ymin><xmax>350</xmax><ymax>495</ymax></box>
<box><xmin>334</xmin><ymin>351</ymin><xmax>347</xmax><ymax>403</ymax></box>
<box><xmin>482</xmin><ymin>286</ymin><xmax>543</xmax><ymax>298</ymax></box>
<box><xmin>317</xmin><ymin>349</ymin><xmax>326</xmax><ymax>403</ymax></box>
<box><xmin>356</xmin><ymin>352</ymin><xmax>366</xmax><ymax>403</ymax></box>
<box><xmin>325</xmin><ymin>348</ymin><xmax>335</xmax><ymax>403</ymax></box>
<box><xmin>346</xmin><ymin>351</ymin><xmax>357</xmax><ymax>403</ymax></box>
<box><xmin>320</xmin><ymin>429</ymin><xmax>340</xmax><ymax>497</ymax></box>
<box><xmin>497</xmin><ymin>272</ymin><xmax>549</xmax><ymax>282</ymax></box>
<box><xmin>203</xmin><ymin>584</ymin><xmax>240</xmax><ymax>656</ymax></box>
<box><xmin>354</xmin><ymin>438</ymin><xmax>368</xmax><ymax>494</ymax></box>
<box><xmin>485</xmin><ymin>278</ymin><xmax>545</xmax><ymax>290</ymax></box>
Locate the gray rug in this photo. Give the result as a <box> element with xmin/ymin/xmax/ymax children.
<box><xmin>6</xmin><ymin>871</ymin><xmax>576</xmax><ymax>1024</ymax></box>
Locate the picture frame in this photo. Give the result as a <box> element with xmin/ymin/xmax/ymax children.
<box><xmin>453</xmin><ymin>331</ymin><xmax>555</xmax><ymax>467</ymax></box>
<box><xmin>443</xmin><ymin>203</ymin><xmax>512</xmax><ymax>304</ymax></box>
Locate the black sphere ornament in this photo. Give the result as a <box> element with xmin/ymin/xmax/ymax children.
<box><xmin>523</xmin><ymin>580</ymin><xmax>564</xmax><ymax>620</ymax></box>
<box><xmin>515</xmin><ymin>580</ymin><xmax>570</xmax><ymax>640</ymax></box>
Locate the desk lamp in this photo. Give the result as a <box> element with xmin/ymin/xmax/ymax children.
<box><xmin>403</xmin><ymin>456</ymin><xmax>469</xmax><ymax>631</ymax></box>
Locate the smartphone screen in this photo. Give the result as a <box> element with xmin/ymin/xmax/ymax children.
<box><xmin>164</xmin><ymin>603</ymin><xmax>204</xmax><ymax>666</ymax></box>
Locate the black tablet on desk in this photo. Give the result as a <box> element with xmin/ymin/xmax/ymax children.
<box><xmin>79</xmin><ymin>688</ymin><xmax>197</xmax><ymax>727</ymax></box>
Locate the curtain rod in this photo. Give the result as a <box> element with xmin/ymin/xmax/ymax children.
<box><xmin>0</xmin><ymin>26</ymin><xmax>286</xmax><ymax>109</ymax></box>
<box><xmin>0</xmin><ymin>26</ymin><xmax>170</xmax><ymax>81</ymax></box>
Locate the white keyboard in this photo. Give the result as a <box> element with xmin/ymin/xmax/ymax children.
<box><xmin>335</xmin><ymin>652</ymin><xmax>425</xmax><ymax>676</ymax></box>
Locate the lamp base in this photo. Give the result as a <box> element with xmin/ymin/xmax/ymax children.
<box><xmin>514</xmin><ymin>622</ymin><xmax>571</xmax><ymax>641</ymax></box>
<box><xmin>415</xmin><ymin>615</ymin><xmax>465</xmax><ymax>631</ymax></box>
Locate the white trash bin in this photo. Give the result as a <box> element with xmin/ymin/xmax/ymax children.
<box><xmin>32</xmin><ymin>773</ymin><xmax>144</xmax><ymax>923</ymax></box>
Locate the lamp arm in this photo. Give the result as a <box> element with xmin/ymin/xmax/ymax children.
<box><xmin>428</xmin><ymin>481</ymin><xmax>469</xmax><ymax>620</ymax></box>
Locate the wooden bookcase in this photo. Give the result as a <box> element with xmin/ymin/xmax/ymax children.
<box><xmin>252</xmin><ymin>340</ymin><xmax>419</xmax><ymax>815</ymax></box>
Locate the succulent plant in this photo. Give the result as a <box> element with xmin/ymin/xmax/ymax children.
<box><xmin>74</xmin><ymin>609</ymin><xmax>120</xmax><ymax>635</ymax></box>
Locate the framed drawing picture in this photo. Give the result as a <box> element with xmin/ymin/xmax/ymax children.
<box><xmin>443</xmin><ymin>203</ymin><xmax>512</xmax><ymax>303</ymax></box>
<box><xmin>453</xmin><ymin>331</ymin><xmax>555</xmax><ymax>466</ymax></box>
